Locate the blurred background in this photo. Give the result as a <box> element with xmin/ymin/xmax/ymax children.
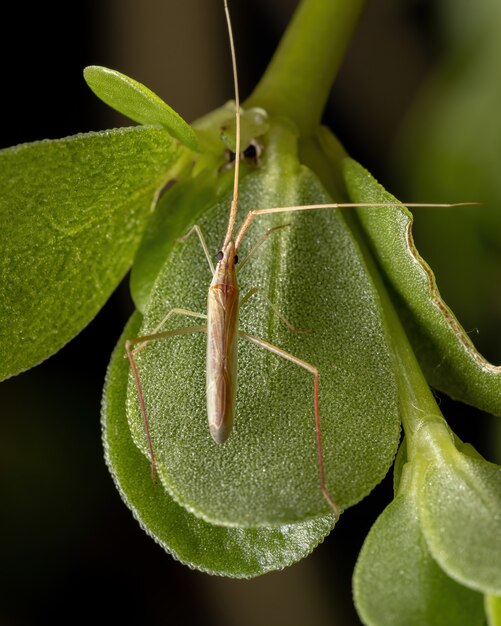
<box><xmin>1</xmin><ymin>0</ymin><xmax>499</xmax><ymax>624</ymax></box>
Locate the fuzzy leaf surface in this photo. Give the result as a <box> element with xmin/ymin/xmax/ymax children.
<box><xmin>420</xmin><ymin>442</ymin><xmax>501</xmax><ymax>595</ymax></box>
<box><xmin>103</xmin><ymin>312</ymin><xmax>336</xmax><ymax>577</ymax></box>
<box><xmin>353</xmin><ymin>489</ymin><xmax>483</xmax><ymax>626</ymax></box>
<box><xmin>0</xmin><ymin>127</ymin><xmax>178</xmax><ymax>380</ymax></box>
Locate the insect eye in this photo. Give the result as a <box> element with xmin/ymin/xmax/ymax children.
<box><xmin>216</xmin><ymin>251</ymin><xmax>224</xmax><ymax>261</ymax></box>
<box><xmin>234</xmin><ymin>255</ymin><xmax>239</xmax><ymax>264</ymax></box>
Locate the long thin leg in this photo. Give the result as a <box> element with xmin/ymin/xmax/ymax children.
<box><xmin>234</xmin><ymin>201</ymin><xmax>479</xmax><ymax>250</ymax></box>
<box><xmin>240</xmin><ymin>331</ymin><xmax>340</xmax><ymax>520</ymax></box>
<box><xmin>132</xmin><ymin>308</ymin><xmax>207</xmax><ymax>355</ymax></box>
<box><xmin>236</xmin><ymin>224</ymin><xmax>289</xmax><ymax>273</ymax></box>
<box><xmin>178</xmin><ymin>224</ymin><xmax>215</xmax><ymax>274</ymax></box>
<box><xmin>240</xmin><ymin>287</ymin><xmax>308</xmax><ymax>333</ymax></box>
<box><xmin>126</xmin><ymin>324</ymin><xmax>207</xmax><ymax>480</ymax></box>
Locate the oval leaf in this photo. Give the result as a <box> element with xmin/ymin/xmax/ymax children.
<box><xmin>340</xmin><ymin>153</ymin><xmax>501</xmax><ymax>416</ymax></box>
<box><xmin>419</xmin><ymin>444</ymin><xmax>501</xmax><ymax>595</ymax></box>
<box><xmin>84</xmin><ymin>66</ymin><xmax>199</xmax><ymax>151</ymax></box>
<box><xmin>353</xmin><ymin>490</ymin><xmax>483</xmax><ymax>626</ymax></box>
<box><xmin>126</xmin><ymin>121</ymin><xmax>401</xmax><ymax>527</ymax></box>
<box><xmin>103</xmin><ymin>312</ymin><xmax>336</xmax><ymax>577</ymax></box>
<box><xmin>0</xmin><ymin>127</ymin><xmax>179</xmax><ymax>380</ymax></box>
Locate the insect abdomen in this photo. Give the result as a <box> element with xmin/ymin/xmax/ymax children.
<box><xmin>206</xmin><ymin>281</ymin><xmax>239</xmax><ymax>443</ymax></box>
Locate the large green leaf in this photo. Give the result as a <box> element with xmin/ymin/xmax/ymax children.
<box><xmin>103</xmin><ymin>312</ymin><xmax>336</xmax><ymax>577</ymax></box>
<box><xmin>353</xmin><ymin>488</ymin><xmax>483</xmax><ymax>626</ymax></box>
<box><xmin>0</xmin><ymin>127</ymin><xmax>179</xmax><ymax>380</ymax></box>
<box><xmin>84</xmin><ymin>66</ymin><xmax>199</xmax><ymax>151</ymax></box>
<box><xmin>125</xmin><ymin>121</ymin><xmax>401</xmax><ymax>527</ymax></box>
<box><xmin>341</xmin><ymin>155</ymin><xmax>501</xmax><ymax>416</ymax></box>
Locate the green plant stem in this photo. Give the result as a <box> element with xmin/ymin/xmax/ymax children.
<box><xmin>245</xmin><ymin>0</ymin><xmax>366</xmax><ymax>136</ymax></box>
<box><xmin>383</xmin><ymin>299</ymin><xmax>444</xmax><ymax>437</ymax></box>
<box><xmin>340</xmin><ymin>213</ymin><xmax>445</xmax><ymax>449</ymax></box>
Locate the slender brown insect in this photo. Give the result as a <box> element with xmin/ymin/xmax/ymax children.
<box><xmin>125</xmin><ymin>0</ymin><xmax>476</xmax><ymax>521</ymax></box>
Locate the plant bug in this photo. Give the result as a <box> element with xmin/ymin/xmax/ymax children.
<box><xmin>125</xmin><ymin>0</ymin><xmax>477</xmax><ymax>522</ymax></box>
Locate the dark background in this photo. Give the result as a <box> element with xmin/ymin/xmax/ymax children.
<box><xmin>1</xmin><ymin>1</ymin><xmax>499</xmax><ymax>624</ymax></box>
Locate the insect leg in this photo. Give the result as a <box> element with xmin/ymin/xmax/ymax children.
<box><xmin>240</xmin><ymin>287</ymin><xmax>308</xmax><ymax>333</ymax></box>
<box><xmin>236</xmin><ymin>224</ymin><xmax>289</xmax><ymax>273</ymax></box>
<box><xmin>177</xmin><ymin>224</ymin><xmax>215</xmax><ymax>274</ymax></box>
<box><xmin>234</xmin><ymin>201</ymin><xmax>479</xmax><ymax>249</ymax></box>
<box><xmin>131</xmin><ymin>308</ymin><xmax>207</xmax><ymax>355</ymax></box>
<box><xmin>239</xmin><ymin>331</ymin><xmax>340</xmax><ymax>520</ymax></box>
<box><xmin>126</xmin><ymin>324</ymin><xmax>207</xmax><ymax>479</ymax></box>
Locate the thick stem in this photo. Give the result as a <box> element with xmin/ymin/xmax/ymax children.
<box><xmin>337</xmin><ymin>209</ymin><xmax>445</xmax><ymax>451</ymax></box>
<box><xmin>245</xmin><ymin>0</ymin><xmax>366</xmax><ymax>136</ymax></box>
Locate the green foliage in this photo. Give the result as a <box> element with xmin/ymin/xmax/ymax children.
<box><xmin>103</xmin><ymin>312</ymin><xmax>335</xmax><ymax>576</ymax></box>
<box><xmin>342</xmin><ymin>156</ymin><xmax>501</xmax><ymax>416</ymax></box>
<box><xmin>130</xmin><ymin>169</ymin><xmax>220</xmax><ymax>313</ymax></box>
<box><xmin>393</xmin><ymin>0</ymin><xmax>501</xmax><ymax>344</ymax></box>
<box><xmin>0</xmin><ymin>127</ymin><xmax>180</xmax><ymax>380</ymax></box>
<box><xmin>353</xmin><ymin>485</ymin><xmax>484</xmax><ymax>626</ymax></box>
<box><xmin>2</xmin><ymin>0</ymin><xmax>500</xmax><ymax>621</ymax></box>
<box><xmin>419</xmin><ymin>433</ymin><xmax>501</xmax><ymax>595</ymax></box>
<box><xmin>125</xmin><ymin>121</ymin><xmax>401</xmax><ymax>529</ymax></box>
<box><xmin>84</xmin><ymin>66</ymin><xmax>199</xmax><ymax>151</ymax></box>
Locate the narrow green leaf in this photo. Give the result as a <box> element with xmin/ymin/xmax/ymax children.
<box><xmin>341</xmin><ymin>155</ymin><xmax>501</xmax><ymax>416</ymax></box>
<box><xmin>353</xmin><ymin>490</ymin><xmax>483</xmax><ymax>626</ymax></box>
<box><xmin>103</xmin><ymin>312</ymin><xmax>336</xmax><ymax>577</ymax></box>
<box><xmin>485</xmin><ymin>594</ymin><xmax>501</xmax><ymax>626</ymax></box>
<box><xmin>126</xmin><ymin>121</ymin><xmax>401</xmax><ymax>527</ymax></box>
<box><xmin>84</xmin><ymin>66</ymin><xmax>199</xmax><ymax>151</ymax></box>
<box><xmin>418</xmin><ymin>436</ymin><xmax>501</xmax><ymax>595</ymax></box>
<box><xmin>0</xmin><ymin>127</ymin><xmax>179</xmax><ymax>380</ymax></box>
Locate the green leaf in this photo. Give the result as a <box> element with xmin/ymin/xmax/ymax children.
<box><xmin>126</xmin><ymin>120</ymin><xmax>401</xmax><ymax>527</ymax></box>
<box><xmin>341</xmin><ymin>156</ymin><xmax>501</xmax><ymax>416</ymax></box>
<box><xmin>103</xmin><ymin>312</ymin><xmax>336</xmax><ymax>577</ymax></box>
<box><xmin>353</xmin><ymin>489</ymin><xmax>483</xmax><ymax>626</ymax></box>
<box><xmin>0</xmin><ymin>127</ymin><xmax>179</xmax><ymax>380</ymax></box>
<box><xmin>84</xmin><ymin>66</ymin><xmax>199</xmax><ymax>151</ymax></box>
<box><xmin>417</xmin><ymin>428</ymin><xmax>501</xmax><ymax>595</ymax></box>
<box><xmin>130</xmin><ymin>169</ymin><xmax>220</xmax><ymax>313</ymax></box>
<box><xmin>485</xmin><ymin>594</ymin><xmax>501</xmax><ymax>626</ymax></box>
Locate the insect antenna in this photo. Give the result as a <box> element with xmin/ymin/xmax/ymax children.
<box><xmin>222</xmin><ymin>0</ymin><xmax>241</xmax><ymax>249</ymax></box>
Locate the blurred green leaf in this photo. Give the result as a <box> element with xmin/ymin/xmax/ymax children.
<box><xmin>84</xmin><ymin>66</ymin><xmax>199</xmax><ymax>151</ymax></box>
<box><xmin>342</xmin><ymin>157</ymin><xmax>501</xmax><ymax>416</ymax></box>
<box><xmin>126</xmin><ymin>121</ymin><xmax>401</xmax><ymax>527</ymax></box>
<box><xmin>392</xmin><ymin>0</ymin><xmax>501</xmax><ymax>356</ymax></box>
<box><xmin>0</xmin><ymin>127</ymin><xmax>179</xmax><ymax>380</ymax></box>
<box><xmin>103</xmin><ymin>312</ymin><xmax>336</xmax><ymax>577</ymax></box>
